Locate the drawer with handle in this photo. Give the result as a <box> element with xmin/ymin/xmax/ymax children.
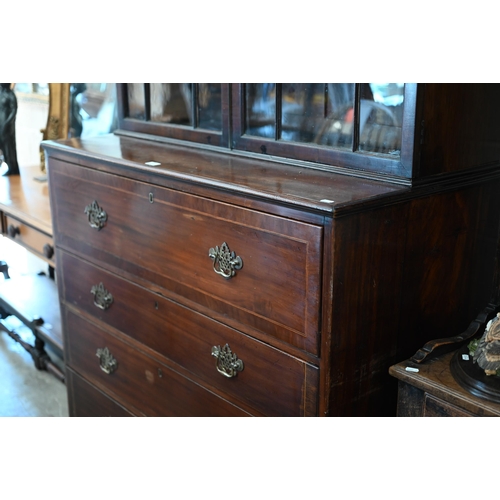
<box><xmin>3</xmin><ymin>214</ymin><xmax>55</xmax><ymax>265</ymax></box>
<box><xmin>49</xmin><ymin>158</ymin><xmax>323</xmax><ymax>355</ymax></box>
<box><xmin>63</xmin><ymin>308</ymin><xmax>254</xmax><ymax>417</ymax></box>
<box><xmin>59</xmin><ymin>251</ymin><xmax>319</xmax><ymax>416</ymax></box>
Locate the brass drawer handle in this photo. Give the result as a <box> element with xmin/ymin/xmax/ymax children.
<box><xmin>96</xmin><ymin>347</ymin><xmax>118</xmax><ymax>374</ymax></box>
<box><xmin>84</xmin><ymin>200</ymin><xmax>107</xmax><ymax>230</ymax></box>
<box><xmin>91</xmin><ymin>282</ymin><xmax>114</xmax><ymax>310</ymax></box>
<box><xmin>211</xmin><ymin>343</ymin><xmax>244</xmax><ymax>378</ymax></box>
<box><xmin>208</xmin><ymin>242</ymin><xmax>243</xmax><ymax>279</ymax></box>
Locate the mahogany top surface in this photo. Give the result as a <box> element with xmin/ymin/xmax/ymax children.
<box><xmin>42</xmin><ymin>134</ymin><xmax>409</xmax><ymax>215</ymax></box>
<box><xmin>0</xmin><ymin>164</ymin><xmax>52</xmax><ymax>235</ymax></box>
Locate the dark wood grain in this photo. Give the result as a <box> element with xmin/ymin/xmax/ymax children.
<box><xmin>63</xmin><ymin>308</ymin><xmax>253</xmax><ymax>417</ymax></box>
<box><xmin>398</xmin><ymin>181</ymin><xmax>500</xmax><ymax>362</ymax></box>
<box><xmin>418</xmin><ymin>84</ymin><xmax>500</xmax><ymax>179</ymax></box>
<box><xmin>49</xmin><ymin>158</ymin><xmax>323</xmax><ymax>355</ymax></box>
<box><xmin>327</xmin><ymin>202</ymin><xmax>409</xmax><ymax>416</ymax></box>
<box><xmin>66</xmin><ymin>368</ymin><xmax>135</xmax><ymax>417</ymax></box>
<box><xmin>59</xmin><ymin>251</ymin><xmax>318</xmax><ymax>417</ymax></box>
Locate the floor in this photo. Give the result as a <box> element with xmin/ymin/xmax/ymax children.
<box><xmin>0</xmin><ymin>318</ymin><xmax>68</xmax><ymax>417</ymax></box>
<box><xmin>0</xmin><ymin>236</ymin><xmax>69</xmax><ymax>417</ymax></box>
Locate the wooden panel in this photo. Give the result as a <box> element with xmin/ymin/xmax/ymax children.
<box><xmin>419</xmin><ymin>84</ymin><xmax>500</xmax><ymax>178</ymax></box>
<box><xmin>63</xmin><ymin>308</ymin><xmax>255</xmax><ymax>417</ymax></box>
<box><xmin>3</xmin><ymin>214</ymin><xmax>55</xmax><ymax>266</ymax></box>
<box><xmin>395</xmin><ymin>381</ymin><xmax>425</xmax><ymax>417</ymax></box>
<box><xmin>49</xmin><ymin>159</ymin><xmax>323</xmax><ymax>354</ymax></box>
<box><xmin>327</xmin><ymin>202</ymin><xmax>409</xmax><ymax>416</ymax></box>
<box><xmin>66</xmin><ymin>368</ymin><xmax>135</xmax><ymax>417</ymax></box>
<box><xmin>59</xmin><ymin>251</ymin><xmax>318</xmax><ymax>416</ymax></box>
<box><xmin>398</xmin><ymin>181</ymin><xmax>500</xmax><ymax>360</ymax></box>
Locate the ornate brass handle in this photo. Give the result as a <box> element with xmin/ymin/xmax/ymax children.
<box><xmin>96</xmin><ymin>347</ymin><xmax>118</xmax><ymax>374</ymax></box>
<box><xmin>91</xmin><ymin>282</ymin><xmax>114</xmax><ymax>310</ymax></box>
<box><xmin>211</xmin><ymin>343</ymin><xmax>244</xmax><ymax>378</ymax></box>
<box><xmin>84</xmin><ymin>200</ymin><xmax>107</xmax><ymax>230</ymax></box>
<box><xmin>208</xmin><ymin>242</ymin><xmax>243</xmax><ymax>279</ymax></box>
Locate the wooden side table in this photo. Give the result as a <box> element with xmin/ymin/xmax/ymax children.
<box><xmin>0</xmin><ymin>164</ymin><xmax>63</xmax><ymax>381</ymax></box>
<box><xmin>389</xmin><ymin>350</ymin><xmax>500</xmax><ymax>416</ymax></box>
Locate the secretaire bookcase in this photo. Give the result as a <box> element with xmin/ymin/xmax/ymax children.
<box><xmin>42</xmin><ymin>83</ymin><xmax>500</xmax><ymax>416</ymax></box>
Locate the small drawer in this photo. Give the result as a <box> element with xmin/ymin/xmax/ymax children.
<box><xmin>3</xmin><ymin>215</ymin><xmax>55</xmax><ymax>265</ymax></box>
<box><xmin>423</xmin><ymin>394</ymin><xmax>474</xmax><ymax>417</ymax></box>
<box><xmin>63</xmin><ymin>308</ymin><xmax>253</xmax><ymax>417</ymax></box>
<box><xmin>59</xmin><ymin>251</ymin><xmax>319</xmax><ymax>416</ymax></box>
<box><xmin>49</xmin><ymin>159</ymin><xmax>322</xmax><ymax>355</ymax></box>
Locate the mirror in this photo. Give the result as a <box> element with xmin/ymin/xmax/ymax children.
<box><xmin>6</xmin><ymin>84</ymin><xmax>116</xmax><ymax>177</ymax></box>
<box><xmin>38</xmin><ymin>83</ymin><xmax>117</xmax><ymax>174</ymax></box>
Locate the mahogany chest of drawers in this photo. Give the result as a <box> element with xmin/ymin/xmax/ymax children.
<box><xmin>43</xmin><ymin>132</ymin><xmax>500</xmax><ymax>416</ymax></box>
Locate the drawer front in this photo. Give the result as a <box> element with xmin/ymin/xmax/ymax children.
<box><xmin>3</xmin><ymin>215</ymin><xmax>55</xmax><ymax>265</ymax></box>
<box><xmin>423</xmin><ymin>394</ymin><xmax>474</xmax><ymax>417</ymax></box>
<box><xmin>64</xmin><ymin>308</ymin><xmax>253</xmax><ymax>417</ymax></box>
<box><xmin>66</xmin><ymin>368</ymin><xmax>135</xmax><ymax>417</ymax></box>
<box><xmin>49</xmin><ymin>159</ymin><xmax>322</xmax><ymax>354</ymax></box>
<box><xmin>59</xmin><ymin>251</ymin><xmax>319</xmax><ymax>416</ymax></box>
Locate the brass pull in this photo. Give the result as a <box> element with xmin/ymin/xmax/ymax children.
<box><xmin>96</xmin><ymin>347</ymin><xmax>118</xmax><ymax>374</ymax></box>
<box><xmin>91</xmin><ymin>282</ymin><xmax>114</xmax><ymax>310</ymax></box>
<box><xmin>84</xmin><ymin>200</ymin><xmax>107</xmax><ymax>230</ymax></box>
<box><xmin>208</xmin><ymin>242</ymin><xmax>243</xmax><ymax>279</ymax></box>
<box><xmin>211</xmin><ymin>343</ymin><xmax>244</xmax><ymax>378</ymax></box>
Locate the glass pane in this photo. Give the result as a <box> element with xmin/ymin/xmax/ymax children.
<box><xmin>127</xmin><ymin>83</ymin><xmax>146</xmax><ymax>120</ymax></box>
<box><xmin>358</xmin><ymin>83</ymin><xmax>404</xmax><ymax>155</ymax></box>
<box><xmin>150</xmin><ymin>83</ymin><xmax>192</xmax><ymax>126</ymax></box>
<box><xmin>69</xmin><ymin>83</ymin><xmax>117</xmax><ymax>138</ymax></box>
<box><xmin>197</xmin><ymin>83</ymin><xmax>222</xmax><ymax>131</ymax></box>
<box><xmin>281</xmin><ymin>83</ymin><xmax>354</xmax><ymax>149</ymax></box>
<box><xmin>245</xmin><ymin>83</ymin><xmax>276</xmax><ymax>138</ymax></box>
